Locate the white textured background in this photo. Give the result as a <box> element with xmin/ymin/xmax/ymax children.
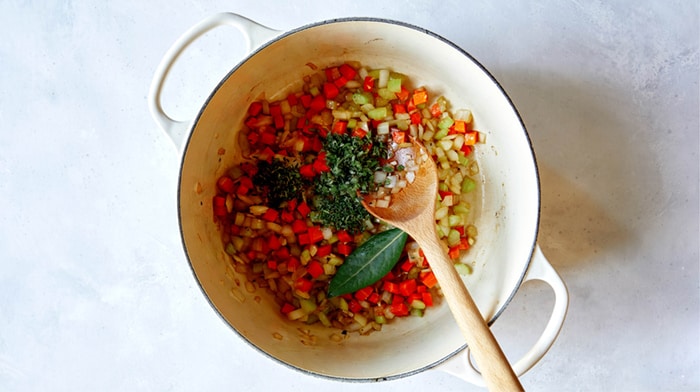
<box><xmin>0</xmin><ymin>1</ymin><xmax>697</xmax><ymax>391</ymax></box>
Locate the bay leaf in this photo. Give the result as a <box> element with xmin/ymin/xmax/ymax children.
<box><xmin>328</xmin><ymin>228</ymin><xmax>408</xmax><ymax>298</ymax></box>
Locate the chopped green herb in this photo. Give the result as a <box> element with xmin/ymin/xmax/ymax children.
<box><xmin>311</xmin><ymin>133</ymin><xmax>387</xmax><ymax>232</ymax></box>
<box><xmin>253</xmin><ymin>158</ymin><xmax>304</xmax><ymax>207</ymax></box>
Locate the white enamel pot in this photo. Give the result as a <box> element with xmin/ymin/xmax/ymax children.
<box><xmin>149</xmin><ymin>13</ymin><xmax>569</xmax><ymax>386</ymax></box>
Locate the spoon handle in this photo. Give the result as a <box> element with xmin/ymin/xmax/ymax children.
<box><xmin>420</xmin><ymin>235</ymin><xmax>524</xmax><ymax>391</ymax></box>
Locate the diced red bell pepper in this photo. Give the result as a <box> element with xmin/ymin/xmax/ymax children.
<box><xmin>213</xmin><ymin>196</ymin><xmax>227</xmax><ymax>217</ymax></box>
<box><xmin>336</xmin><ymin>242</ymin><xmax>353</xmax><ymax>256</ymax></box>
<box><xmin>382</xmin><ymin>281</ymin><xmax>400</xmax><ymax>294</ymax></box>
<box><xmin>336</xmin><ymin>230</ymin><xmax>353</xmax><ymax>243</ymax></box>
<box><xmin>410</xmin><ymin>111</ymin><xmax>422</xmax><ymax>125</ymax></box>
<box><xmin>286</xmin><ymin>257</ymin><xmax>300</xmax><ymax>272</ymax></box>
<box><xmin>422</xmin><ymin>292</ymin><xmax>434</xmax><ymax>307</ymax></box>
<box><xmin>217</xmin><ymin>176</ymin><xmax>235</xmax><ymax>193</ymax></box>
<box><xmin>348</xmin><ymin>299</ymin><xmax>363</xmax><ymax>314</ymax></box>
<box><xmin>367</xmin><ymin>292</ymin><xmax>381</xmax><ymax>304</ymax></box>
<box><xmin>280</xmin><ymin>210</ymin><xmax>295</xmax><ymax>223</ymax></box>
<box><xmin>399</xmin><ymin>279</ymin><xmax>417</xmax><ymax>297</ymax></box>
<box><xmin>316</xmin><ymin>244</ymin><xmax>332</xmax><ymax>258</ymax></box>
<box><xmin>338</xmin><ymin>63</ymin><xmax>357</xmax><ymax>80</ymax></box>
<box><xmin>262</xmin><ymin>208</ymin><xmax>279</xmax><ymax>222</ymax></box>
<box><xmin>287</xmin><ymin>93</ymin><xmax>298</xmax><ymax>106</ymax></box>
<box><xmin>390</xmin><ymin>302</ymin><xmax>409</xmax><ymax>317</ymax></box>
<box><xmin>294</xmin><ymin>277</ymin><xmax>313</xmax><ymax>293</ymax></box>
<box><xmin>300</xmin><ymin>94</ymin><xmax>312</xmax><ymax>108</ymax></box>
<box><xmin>297</xmin><ymin>201</ymin><xmax>311</xmax><ymax>218</ymax></box>
<box><xmin>267</xmin><ymin>260</ymin><xmax>278</xmax><ymax>270</ymax></box>
<box><xmin>325</xmin><ymin>66</ymin><xmax>341</xmax><ymax>81</ymax></box>
<box><xmin>307</xmin><ymin>260</ymin><xmax>324</xmax><ymax>279</ymax></box>
<box><xmin>280</xmin><ymin>302</ymin><xmax>296</xmax><ymax>314</ymax></box>
<box><xmin>267</xmin><ymin>235</ymin><xmax>282</xmax><ymax>251</ymax></box>
<box><xmin>248</xmin><ymin>101</ymin><xmax>263</xmax><ymax>116</ymax></box>
<box><xmin>323</xmin><ymin>82</ymin><xmax>340</xmax><ymax>100</ymax></box>
<box><xmin>300</xmin><ymin>163</ymin><xmax>315</xmax><ymax>178</ymax></box>
<box><xmin>392</xmin><ymin>103</ymin><xmax>407</xmax><ymax>114</ymax></box>
<box><xmin>297</xmin><ymin>232</ymin><xmax>309</xmax><ymax>245</ymax></box>
<box><xmin>333</xmin><ymin>76</ymin><xmax>348</xmax><ymax>88</ymax></box>
<box><xmin>395</xmin><ymin>86</ymin><xmax>410</xmax><ymax>102</ymax></box>
<box><xmin>312</xmin><ymin>151</ymin><xmax>330</xmax><ymax>173</ymax></box>
<box><xmin>400</xmin><ymin>259</ymin><xmax>415</xmax><ymax>272</ymax></box>
<box><xmin>307</xmin><ymin>226</ymin><xmax>324</xmax><ymax>244</ymax></box>
<box><xmin>292</xmin><ymin>219</ymin><xmax>308</xmax><ymax>234</ymax></box>
<box><xmin>362</xmin><ymin>76</ymin><xmax>374</xmax><ymax>91</ymax></box>
<box><xmin>310</xmin><ymin>94</ymin><xmax>326</xmax><ymax>112</ymax></box>
<box><xmin>354</xmin><ymin>286</ymin><xmax>374</xmax><ymax>302</ymax></box>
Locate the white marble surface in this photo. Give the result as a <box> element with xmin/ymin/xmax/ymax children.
<box><xmin>1</xmin><ymin>1</ymin><xmax>698</xmax><ymax>391</ymax></box>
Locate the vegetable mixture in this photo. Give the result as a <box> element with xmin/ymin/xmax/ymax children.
<box><xmin>213</xmin><ymin>62</ymin><xmax>481</xmax><ymax>335</ymax></box>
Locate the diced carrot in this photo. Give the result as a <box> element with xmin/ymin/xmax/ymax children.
<box><xmin>352</xmin><ymin>127</ymin><xmax>368</xmax><ymax>138</ymax></box>
<box><xmin>412</xmin><ymin>87</ymin><xmax>428</xmax><ymax>106</ymax></box>
<box><xmin>331</xmin><ymin>120</ymin><xmax>347</xmax><ymax>135</ymax></box>
<box><xmin>420</xmin><ymin>271</ymin><xmax>438</xmax><ymax>289</ymax></box>
<box><xmin>450</xmin><ymin>120</ymin><xmax>467</xmax><ymax>133</ymax></box>
<box><xmin>391</xmin><ymin>130</ymin><xmax>406</xmax><ymax>144</ymax></box>
<box><xmin>464</xmin><ymin>131</ymin><xmax>479</xmax><ymax>145</ymax></box>
<box><xmin>430</xmin><ymin>102</ymin><xmax>442</xmax><ymax>118</ymax></box>
<box><xmin>448</xmin><ymin>245</ymin><xmax>461</xmax><ymax>260</ymax></box>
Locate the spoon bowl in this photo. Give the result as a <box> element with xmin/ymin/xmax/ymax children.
<box><xmin>361</xmin><ymin>141</ymin><xmax>524</xmax><ymax>392</ymax></box>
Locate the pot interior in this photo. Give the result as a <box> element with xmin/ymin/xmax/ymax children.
<box><xmin>177</xmin><ymin>18</ymin><xmax>539</xmax><ymax>380</ymax></box>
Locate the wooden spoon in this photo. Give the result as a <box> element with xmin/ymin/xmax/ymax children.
<box><xmin>361</xmin><ymin>141</ymin><xmax>524</xmax><ymax>391</ymax></box>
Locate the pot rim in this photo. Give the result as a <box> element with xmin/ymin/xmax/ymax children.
<box><xmin>176</xmin><ymin>16</ymin><xmax>541</xmax><ymax>382</ymax></box>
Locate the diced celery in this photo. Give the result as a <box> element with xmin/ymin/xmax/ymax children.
<box><xmin>352</xmin><ymin>92</ymin><xmax>372</xmax><ymax>105</ymax></box>
<box><xmin>300</xmin><ymin>298</ymin><xmax>317</xmax><ymax>314</ymax></box>
<box><xmin>448</xmin><ymin>214</ymin><xmax>463</xmax><ymax>227</ymax></box>
<box><xmin>438</xmin><ymin>115</ymin><xmax>455</xmax><ymax>130</ymax></box>
<box><xmin>410</xmin><ymin>299</ymin><xmax>426</xmax><ymax>310</ymax></box>
<box><xmin>387</xmin><ymin>77</ymin><xmax>402</xmax><ymax>93</ymax></box>
<box><xmin>375</xmin><ymin>315</ymin><xmax>387</xmax><ymax>324</ymax></box>
<box><xmin>347</xmin><ymin>118</ymin><xmax>357</xmax><ymax>129</ymax></box>
<box><xmin>368</xmin><ymin>107</ymin><xmax>388</xmax><ymax>120</ymax></box>
<box><xmin>447</xmin><ymin>229</ymin><xmax>461</xmax><ymax>247</ymax></box>
<box><xmin>461</xmin><ymin>177</ymin><xmax>476</xmax><ymax>193</ymax></box>
<box><xmin>455</xmin><ymin>263</ymin><xmax>472</xmax><ymax>275</ymax></box>
<box><xmin>377</xmin><ymin>88</ymin><xmax>395</xmax><ymax>100</ymax></box>
<box><xmin>410</xmin><ymin>308</ymin><xmax>424</xmax><ymax>317</ymax></box>
<box><xmin>434</xmin><ymin>128</ymin><xmax>449</xmax><ymax>140</ymax></box>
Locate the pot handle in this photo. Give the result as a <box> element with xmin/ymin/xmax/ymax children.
<box><xmin>148</xmin><ymin>13</ymin><xmax>281</xmax><ymax>149</ymax></box>
<box><xmin>437</xmin><ymin>245</ymin><xmax>569</xmax><ymax>387</ymax></box>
